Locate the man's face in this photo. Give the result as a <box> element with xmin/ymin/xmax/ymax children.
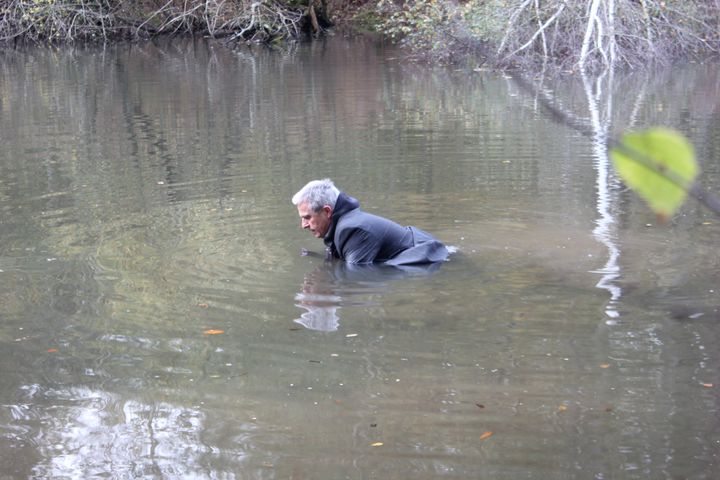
<box><xmin>297</xmin><ymin>202</ymin><xmax>332</xmax><ymax>238</ymax></box>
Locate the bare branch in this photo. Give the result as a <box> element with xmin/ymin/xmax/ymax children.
<box><xmin>135</xmin><ymin>0</ymin><xmax>175</xmax><ymax>37</ymax></box>
<box><xmin>506</xmin><ymin>2</ymin><xmax>566</xmax><ymax>58</ymax></box>
<box><xmin>497</xmin><ymin>0</ymin><xmax>534</xmax><ymax>55</ymax></box>
<box><xmin>579</xmin><ymin>0</ymin><xmax>602</xmax><ymax>70</ymax></box>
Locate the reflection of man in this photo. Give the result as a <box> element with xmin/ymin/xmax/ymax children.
<box><xmin>294</xmin><ymin>293</ymin><xmax>340</xmax><ymax>332</ymax></box>
<box><xmin>291</xmin><ymin>179</ymin><xmax>449</xmax><ymax>265</ymax></box>
<box><xmin>294</xmin><ymin>268</ymin><xmax>340</xmax><ymax>332</ymax></box>
<box><xmin>293</xmin><ymin>262</ymin><xmax>443</xmax><ymax>332</ymax></box>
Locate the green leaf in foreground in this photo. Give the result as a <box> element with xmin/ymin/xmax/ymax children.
<box><xmin>610</xmin><ymin>128</ymin><xmax>698</xmax><ymax>219</ymax></box>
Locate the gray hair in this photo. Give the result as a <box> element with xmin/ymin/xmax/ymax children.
<box><xmin>291</xmin><ymin>178</ymin><xmax>340</xmax><ymax>211</ymax></box>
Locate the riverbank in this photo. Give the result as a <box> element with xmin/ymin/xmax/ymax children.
<box><xmin>0</xmin><ymin>0</ymin><xmax>332</xmax><ymax>45</ymax></box>
<box><xmin>2</xmin><ymin>1</ymin><xmax>719</xmax><ymax>72</ymax></box>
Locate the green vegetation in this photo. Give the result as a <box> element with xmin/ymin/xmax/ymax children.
<box><xmin>610</xmin><ymin>129</ymin><xmax>698</xmax><ymax>220</ymax></box>
<box><xmin>373</xmin><ymin>0</ymin><xmax>480</xmax><ymax>64</ymax></box>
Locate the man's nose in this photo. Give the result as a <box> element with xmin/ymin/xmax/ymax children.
<box><xmin>301</xmin><ymin>218</ymin><xmax>309</xmax><ymax>229</ymax></box>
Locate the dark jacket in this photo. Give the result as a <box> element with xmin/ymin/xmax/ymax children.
<box><xmin>323</xmin><ymin>192</ymin><xmax>449</xmax><ymax>265</ymax></box>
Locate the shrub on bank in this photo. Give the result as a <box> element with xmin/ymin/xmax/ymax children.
<box><xmin>0</xmin><ymin>0</ymin><xmax>329</xmax><ymax>44</ymax></box>
<box><xmin>371</xmin><ymin>0</ymin><xmax>720</xmax><ymax>71</ymax></box>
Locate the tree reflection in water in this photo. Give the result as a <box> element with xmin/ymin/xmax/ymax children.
<box><xmin>24</xmin><ymin>386</ymin><xmax>212</xmax><ymax>478</ymax></box>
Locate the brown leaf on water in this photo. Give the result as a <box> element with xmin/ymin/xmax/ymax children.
<box><xmin>370</xmin><ymin>442</ymin><xmax>384</xmax><ymax>447</ymax></box>
<box><xmin>701</xmin><ymin>383</ymin><xmax>714</xmax><ymax>388</ymax></box>
<box><xmin>479</xmin><ymin>431</ymin><xmax>493</xmax><ymax>441</ymax></box>
<box><xmin>476</xmin><ymin>403</ymin><xmax>485</xmax><ymax>409</ymax></box>
<box><xmin>47</xmin><ymin>348</ymin><xmax>58</xmax><ymax>353</ymax></box>
<box><xmin>599</xmin><ymin>364</ymin><xmax>610</xmax><ymax>369</ymax></box>
<box><xmin>203</xmin><ymin>329</ymin><xmax>225</xmax><ymax>335</ymax></box>
<box><xmin>558</xmin><ymin>405</ymin><xmax>568</xmax><ymax>412</ymax></box>
<box><xmin>197</xmin><ymin>303</ymin><xmax>209</xmax><ymax>308</ymax></box>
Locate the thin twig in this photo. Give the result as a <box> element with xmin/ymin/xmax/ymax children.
<box><xmin>135</xmin><ymin>0</ymin><xmax>175</xmax><ymax>37</ymax></box>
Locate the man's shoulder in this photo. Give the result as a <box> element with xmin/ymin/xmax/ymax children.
<box><xmin>337</xmin><ymin>208</ymin><xmax>398</xmax><ymax>231</ymax></box>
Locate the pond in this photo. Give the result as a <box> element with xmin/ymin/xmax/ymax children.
<box><xmin>1</xmin><ymin>36</ymin><xmax>719</xmax><ymax>479</ymax></box>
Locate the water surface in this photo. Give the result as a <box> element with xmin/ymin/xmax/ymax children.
<box><xmin>1</xmin><ymin>37</ymin><xmax>719</xmax><ymax>479</ymax></box>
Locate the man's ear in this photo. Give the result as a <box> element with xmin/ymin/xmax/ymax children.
<box><xmin>322</xmin><ymin>205</ymin><xmax>333</xmax><ymax>218</ymax></box>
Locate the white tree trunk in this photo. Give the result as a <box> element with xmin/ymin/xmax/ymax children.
<box><xmin>579</xmin><ymin>0</ymin><xmax>603</xmax><ymax>70</ymax></box>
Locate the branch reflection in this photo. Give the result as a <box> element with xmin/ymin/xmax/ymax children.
<box><xmin>581</xmin><ymin>70</ymin><xmax>623</xmax><ymax>321</ymax></box>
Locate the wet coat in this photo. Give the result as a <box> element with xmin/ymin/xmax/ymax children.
<box><xmin>323</xmin><ymin>192</ymin><xmax>449</xmax><ymax>265</ymax></box>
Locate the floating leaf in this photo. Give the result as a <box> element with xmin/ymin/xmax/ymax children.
<box><xmin>558</xmin><ymin>405</ymin><xmax>568</xmax><ymax>412</ymax></box>
<box><xmin>47</xmin><ymin>348</ymin><xmax>58</xmax><ymax>353</ymax></box>
<box><xmin>197</xmin><ymin>303</ymin><xmax>209</xmax><ymax>308</ymax></box>
<box><xmin>370</xmin><ymin>442</ymin><xmax>384</xmax><ymax>447</ymax></box>
<box><xmin>701</xmin><ymin>383</ymin><xmax>714</xmax><ymax>388</ymax></box>
<box><xmin>479</xmin><ymin>431</ymin><xmax>493</xmax><ymax>441</ymax></box>
<box><xmin>203</xmin><ymin>329</ymin><xmax>225</xmax><ymax>335</ymax></box>
<box><xmin>610</xmin><ymin>128</ymin><xmax>698</xmax><ymax>219</ymax></box>
<box><xmin>599</xmin><ymin>364</ymin><xmax>610</xmax><ymax>369</ymax></box>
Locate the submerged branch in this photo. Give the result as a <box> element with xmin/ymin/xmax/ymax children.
<box><xmin>513</xmin><ymin>75</ymin><xmax>720</xmax><ymax>218</ymax></box>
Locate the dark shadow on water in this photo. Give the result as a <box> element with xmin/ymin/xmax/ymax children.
<box><xmin>293</xmin><ymin>260</ymin><xmax>444</xmax><ymax>332</ymax></box>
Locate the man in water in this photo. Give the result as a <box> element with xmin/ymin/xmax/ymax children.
<box><xmin>291</xmin><ymin>178</ymin><xmax>448</xmax><ymax>265</ymax></box>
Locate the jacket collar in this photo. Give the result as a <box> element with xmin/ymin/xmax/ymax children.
<box><xmin>324</xmin><ymin>191</ymin><xmax>360</xmax><ymax>246</ymax></box>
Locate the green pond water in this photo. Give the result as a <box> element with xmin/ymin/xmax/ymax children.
<box><xmin>1</xmin><ymin>36</ymin><xmax>719</xmax><ymax>479</ymax></box>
